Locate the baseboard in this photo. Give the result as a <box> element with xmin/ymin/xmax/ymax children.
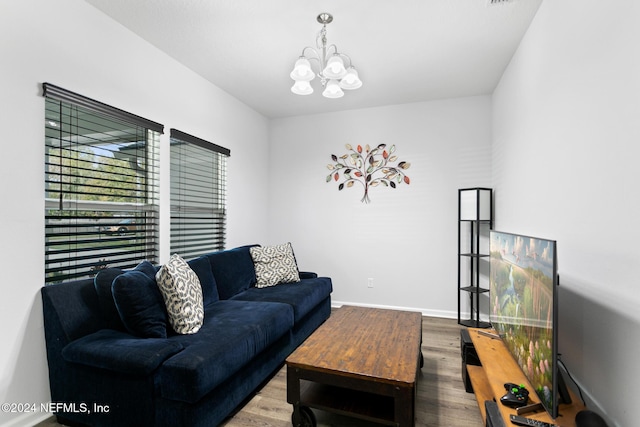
<box><xmin>458</xmin><ymin>310</ymin><xmax>491</xmax><ymax>325</ymax></box>
<box><xmin>331</xmin><ymin>300</ymin><xmax>459</xmax><ymax>319</ymax></box>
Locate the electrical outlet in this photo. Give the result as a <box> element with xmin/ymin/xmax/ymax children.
<box><xmin>367</xmin><ymin>278</ymin><xmax>374</xmax><ymax>288</ymax></box>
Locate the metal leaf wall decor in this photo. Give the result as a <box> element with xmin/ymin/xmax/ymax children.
<box><xmin>326</xmin><ymin>143</ymin><xmax>411</xmax><ymax>203</ymax></box>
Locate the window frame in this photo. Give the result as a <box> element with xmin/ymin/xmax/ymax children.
<box><xmin>43</xmin><ymin>83</ymin><xmax>163</xmax><ymax>284</ymax></box>
<box><xmin>169</xmin><ymin>129</ymin><xmax>230</xmax><ymax>259</ymax></box>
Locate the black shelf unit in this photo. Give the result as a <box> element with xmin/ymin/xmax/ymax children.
<box><xmin>457</xmin><ymin>187</ymin><xmax>493</xmax><ymax>328</ymax></box>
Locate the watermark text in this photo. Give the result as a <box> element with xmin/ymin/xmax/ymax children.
<box><xmin>1</xmin><ymin>402</ymin><xmax>110</xmax><ymax>415</ymax></box>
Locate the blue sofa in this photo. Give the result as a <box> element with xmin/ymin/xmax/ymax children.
<box><xmin>41</xmin><ymin>245</ymin><xmax>332</xmax><ymax>426</ymax></box>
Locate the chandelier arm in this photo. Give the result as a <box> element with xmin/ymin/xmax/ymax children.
<box><xmin>305</xmin><ymin>56</ymin><xmax>321</xmax><ymax>66</ymax></box>
<box><xmin>298</xmin><ymin>47</ymin><xmax>324</xmax><ymax>78</ymax></box>
<box><xmin>324</xmin><ymin>44</ymin><xmax>339</xmax><ymax>60</ymax></box>
<box><xmin>337</xmin><ymin>53</ymin><xmax>355</xmax><ymax>68</ymax></box>
<box><xmin>300</xmin><ymin>46</ymin><xmax>320</xmax><ymax>59</ymax></box>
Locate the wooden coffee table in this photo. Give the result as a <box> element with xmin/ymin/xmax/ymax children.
<box><xmin>286</xmin><ymin>305</ymin><xmax>423</xmax><ymax>427</ymax></box>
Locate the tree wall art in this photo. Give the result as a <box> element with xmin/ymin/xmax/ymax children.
<box><xmin>326</xmin><ymin>143</ymin><xmax>411</xmax><ymax>203</ymax></box>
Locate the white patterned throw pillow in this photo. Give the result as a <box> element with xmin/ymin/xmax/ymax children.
<box><xmin>250</xmin><ymin>243</ymin><xmax>300</xmax><ymax>288</ymax></box>
<box><xmin>156</xmin><ymin>253</ymin><xmax>204</xmax><ymax>334</ymax></box>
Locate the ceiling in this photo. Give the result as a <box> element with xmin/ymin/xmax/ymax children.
<box><xmin>84</xmin><ymin>0</ymin><xmax>543</xmax><ymax>119</ymax></box>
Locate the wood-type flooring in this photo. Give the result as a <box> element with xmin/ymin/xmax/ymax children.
<box><xmin>37</xmin><ymin>315</ymin><xmax>483</xmax><ymax>427</ymax></box>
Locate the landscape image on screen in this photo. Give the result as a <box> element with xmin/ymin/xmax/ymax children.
<box><xmin>490</xmin><ymin>232</ymin><xmax>556</xmax><ymax>410</ymax></box>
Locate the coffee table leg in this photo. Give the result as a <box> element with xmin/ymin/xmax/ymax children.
<box><xmin>395</xmin><ymin>386</ymin><xmax>415</xmax><ymax>427</ymax></box>
<box><xmin>287</xmin><ymin>366</ymin><xmax>317</xmax><ymax>427</ymax></box>
<box><xmin>292</xmin><ymin>405</ymin><xmax>316</xmax><ymax>427</ymax></box>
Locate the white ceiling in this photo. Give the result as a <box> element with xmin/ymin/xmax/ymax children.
<box><xmin>84</xmin><ymin>0</ymin><xmax>543</xmax><ymax>119</ymax></box>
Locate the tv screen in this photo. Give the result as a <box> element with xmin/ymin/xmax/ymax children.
<box><xmin>489</xmin><ymin>231</ymin><xmax>561</xmax><ymax>418</ymax></box>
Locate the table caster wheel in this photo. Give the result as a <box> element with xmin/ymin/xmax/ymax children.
<box><xmin>292</xmin><ymin>406</ymin><xmax>316</xmax><ymax>427</ymax></box>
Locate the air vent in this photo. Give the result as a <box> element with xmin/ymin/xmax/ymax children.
<box><xmin>487</xmin><ymin>0</ymin><xmax>513</xmax><ymax>4</ymax></box>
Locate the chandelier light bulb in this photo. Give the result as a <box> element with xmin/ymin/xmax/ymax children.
<box><xmin>339</xmin><ymin>67</ymin><xmax>362</xmax><ymax>90</ymax></box>
<box><xmin>290</xmin><ymin>57</ymin><xmax>315</xmax><ymax>81</ymax></box>
<box><xmin>291</xmin><ymin>80</ymin><xmax>314</xmax><ymax>95</ymax></box>
<box><xmin>322</xmin><ymin>80</ymin><xmax>344</xmax><ymax>98</ymax></box>
<box><xmin>323</xmin><ymin>55</ymin><xmax>347</xmax><ymax>80</ymax></box>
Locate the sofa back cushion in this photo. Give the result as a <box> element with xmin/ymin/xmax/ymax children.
<box><xmin>187</xmin><ymin>255</ymin><xmax>219</xmax><ymax>306</ymax></box>
<box><xmin>206</xmin><ymin>245</ymin><xmax>258</xmax><ymax>300</ymax></box>
<box><xmin>42</xmin><ymin>278</ymin><xmax>104</xmax><ymax>344</ymax></box>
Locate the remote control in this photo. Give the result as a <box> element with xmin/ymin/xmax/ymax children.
<box><xmin>509</xmin><ymin>414</ymin><xmax>557</xmax><ymax>427</ymax></box>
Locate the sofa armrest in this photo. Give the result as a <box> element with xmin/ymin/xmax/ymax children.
<box><xmin>62</xmin><ymin>329</ymin><xmax>183</xmax><ymax>375</ymax></box>
<box><xmin>299</xmin><ymin>271</ymin><xmax>318</xmax><ymax>279</ymax></box>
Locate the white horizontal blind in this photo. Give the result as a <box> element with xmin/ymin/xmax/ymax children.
<box><xmin>170</xmin><ymin>129</ymin><xmax>229</xmax><ymax>259</ymax></box>
<box><xmin>43</xmin><ymin>83</ymin><xmax>162</xmax><ymax>283</ymax></box>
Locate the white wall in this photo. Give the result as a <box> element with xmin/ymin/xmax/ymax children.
<box><xmin>492</xmin><ymin>1</ymin><xmax>640</xmax><ymax>426</ymax></box>
<box><xmin>269</xmin><ymin>97</ymin><xmax>492</xmax><ymax>316</ymax></box>
<box><xmin>3</xmin><ymin>0</ymin><xmax>634</xmax><ymax>425</ymax></box>
<box><xmin>0</xmin><ymin>1</ymin><xmax>269</xmax><ymax>425</ymax></box>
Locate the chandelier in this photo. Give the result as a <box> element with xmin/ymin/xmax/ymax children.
<box><xmin>290</xmin><ymin>13</ymin><xmax>362</xmax><ymax>98</ymax></box>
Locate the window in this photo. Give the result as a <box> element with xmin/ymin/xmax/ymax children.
<box><xmin>170</xmin><ymin>129</ymin><xmax>230</xmax><ymax>259</ymax></box>
<box><xmin>44</xmin><ymin>83</ymin><xmax>163</xmax><ymax>284</ymax></box>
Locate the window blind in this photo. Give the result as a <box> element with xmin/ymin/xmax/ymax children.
<box><xmin>43</xmin><ymin>83</ymin><xmax>162</xmax><ymax>284</ymax></box>
<box><xmin>170</xmin><ymin>129</ymin><xmax>229</xmax><ymax>259</ymax></box>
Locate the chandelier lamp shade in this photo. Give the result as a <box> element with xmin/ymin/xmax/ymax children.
<box><xmin>290</xmin><ymin>13</ymin><xmax>362</xmax><ymax>98</ymax></box>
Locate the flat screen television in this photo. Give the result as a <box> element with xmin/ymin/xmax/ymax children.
<box><xmin>489</xmin><ymin>230</ymin><xmax>569</xmax><ymax>419</ymax></box>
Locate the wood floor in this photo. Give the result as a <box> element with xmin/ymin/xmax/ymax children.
<box><xmin>37</xmin><ymin>316</ymin><xmax>483</xmax><ymax>427</ymax></box>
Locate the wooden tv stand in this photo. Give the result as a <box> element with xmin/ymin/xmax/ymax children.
<box><xmin>466</xmin><ymin>328</ymin><xmax>585</xmax><ymax>427</ymax></box>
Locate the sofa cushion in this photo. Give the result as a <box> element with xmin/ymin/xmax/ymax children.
<box><xmin>156</xmin><ymin>254</ymin><xmax>204</xmax><ymax>335</ymax></box>
<box><xmin>230</xmin><ymin>277</ymin><xmax>332</xmax><ymax>322</ymax></box>
<box><xmin>94</xmin><ymin>267</ymin><xmax>126</xmax><ymax>330</ymax></box>
<box><xmin>112</xmin><ymin>266</ymin><xmax>168</xmax><ymax>338</ymax></box>
<box><xmin>42</xmin><ymin>278</ymin><xmax>105</xmax><ymax>344</ymax></box>
<box><xmin>187</xmin><ymin>255</ymin><xmax>219</xmax><ymax>306</ymax></box>
<box><xmin>250</xmin><ymin>242</ymin><xmax>300</xmax><ymax>288</ymax></box>
<box><xmin>94</xmin><ymin>261</ymin><xmax>158</xmax><ymax>331</ymax></box>
<box><xmin>158</xmin><ymin>300</ymin><xmax>294</xmax><ymax>403</ymax></box>
<box><xmin>206</xmin><ymin>245</ymin><xmax>258</xmax><ymax>300</ymax></box>
<box><xmin>62</xmin><ymin>329</ymin><xmax>184</xmax><ymax>375</ymax></box>
<box><xmin>299</xmin><ymin>271</ymin><xmax>318</xmax><ymax>279</ymax></box>
<box><xmin>133</xmin><ymin>260</ymin><xmax>158</xmax><ymax>279</ymax></box>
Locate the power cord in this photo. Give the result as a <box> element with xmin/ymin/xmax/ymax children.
<box><xmin>558</xmin><ymin>356</ymin><xmax>585</xmax><ymax>405</ymax></box>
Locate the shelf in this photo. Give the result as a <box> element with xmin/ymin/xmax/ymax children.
<box><xmin>459</xmin><ymin>319</ymin><xmax>491</xmax><ymax>328</ymax></box>
<box><xmin>458</xmin><ymin>188</ymin><xmax>493</xmax><ymax>329</ymax></box>
<box><xmin>467</xmin><ymin>328</ymin><xmax>586</xmax><ymax>426</ymax></box>
<box><xmin>460</xmin><ymin>286</ymin><xmax>489</xmax><ymax>293</ymax></box>
<box><xmin>466</xmin><ymin>364</ymin><xmax>493</xmax><ymax>423</ymax></box>
<box><xmin>299</xmin><ymin>381</ymin><xmax>395</xmax><ymax>425</ymax></box>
